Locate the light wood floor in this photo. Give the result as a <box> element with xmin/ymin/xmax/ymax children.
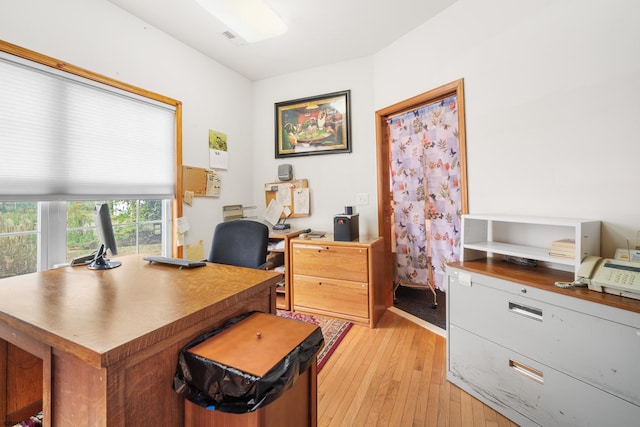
<box><xmin>317</xmin><ymin>310</ymin><xmax>519</xmax><ymax>427</ymax></box>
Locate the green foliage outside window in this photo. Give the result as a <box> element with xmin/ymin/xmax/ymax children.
<box><xmin>0</xmin><ymin>202</ymin><xmax>38</xmax><ymax>279</ymax></box>
<box><xmin>66</xmin><ymin>200</ymin><xmax>163</xmax><ymax>260</ymax></box>
<box><xmin>0</xmin><ymin>200</ymin><xmax>164</xmax><ymax>279</ymax></box>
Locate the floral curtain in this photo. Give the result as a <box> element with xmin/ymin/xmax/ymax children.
<box><xmin>389</xmin><ymin>94</ymin><xmax>463</xmax><ymax>291</ymax></box>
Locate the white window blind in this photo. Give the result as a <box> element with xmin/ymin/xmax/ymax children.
<box><xmin>0</xmin><ymin>52</ymin><xmax>176</xmax><ymax>201</ymax></box>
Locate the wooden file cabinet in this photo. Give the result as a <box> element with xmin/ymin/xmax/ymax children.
<box><xmin>290</xmin><ymin>235</ymin><xmax>385</xmax><ymax>327</ymax></box>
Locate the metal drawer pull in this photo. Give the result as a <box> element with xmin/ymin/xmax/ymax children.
<box><xmin>509</xmin><ymin>359</ymin><xmax>544</xmax><ymax>384</ymax></box>
<box><xmin>508</xmin><ymin>301</ymin><xmax>543</xmax><ymax>322</ymax></box>
<box><xmin>293</xmin><ymin>244</ymin><xmax>330</xmax><ymax>250</ymax></box>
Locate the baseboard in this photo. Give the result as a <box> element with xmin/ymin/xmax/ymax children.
<box><xmin>387</xmin><ymin>306</ymin><xmax>446</xmax><ymax>338</ymax></box>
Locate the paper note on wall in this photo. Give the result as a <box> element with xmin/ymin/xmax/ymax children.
<box><xmin>275</xmin><ymin>183</ymin><xmax>293</xmax><ymax>206</ymax></box>
<box><xmin>293</xmin><ymin>188</ymin><xmax>310</xmax><ymax>214</ymax></box>
<box><xmin>176</xmin><ymin>216</ymin><xmax>191</xmax><ymax>234</ymax></box>
<box><xmin>183</xmin><ymin>191</ymin><xmax>194</xmax><ymax>206</ymax></box>
<box><xmin>264</xmin><ymin>199</ymin><xmax>284</xmax><ymax>225</ymax></box>
<box><xmin>186</xmin><ymin>240</ymin><xmax>204</xmax><ymax>261</ymax></box>
<box><xmin>206</xmin><ymin>172</ymin><xmax>221</xmax><ymax>197</ymax></box>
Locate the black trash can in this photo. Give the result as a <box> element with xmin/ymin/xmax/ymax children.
<box><xmin>174</xmin><ymin>311</ymin><xmax>324</xmax><ymax>426</ymax></box>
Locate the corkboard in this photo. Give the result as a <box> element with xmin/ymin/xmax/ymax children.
<box><xmin>264</xmin><ymin>179</ymin><xmax>309</xmax><ymax>218</ymax></box>
<box><xmin>183</xmin><ymin>166</ymin><xmax>220</xmax><ymax>197</ymax></box>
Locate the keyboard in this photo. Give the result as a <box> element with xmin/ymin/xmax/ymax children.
<box><xmin>143</xmin><ymin>256</ymin><xmax>206</xmax><ymax>269</ymax></box>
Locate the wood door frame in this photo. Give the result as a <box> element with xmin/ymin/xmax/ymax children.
<box><xmin>375</xmin><ymin>79</ymin><xmax>468</xmax><ymax>295</ymax></box>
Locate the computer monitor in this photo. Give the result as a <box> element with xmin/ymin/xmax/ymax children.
<box><xmin>88</xmin><ymin>203</ymin><xmax>122</xmax><ymax>270</ymax></box>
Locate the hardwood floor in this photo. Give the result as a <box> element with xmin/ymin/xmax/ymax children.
<box><xmin>317</xmin><ymin>310</ymin><xmax>519</xmax><ymax>427</ymax></box>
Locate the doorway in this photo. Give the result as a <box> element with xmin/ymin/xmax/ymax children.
<box><xmin>375</xmin><ymin>79</ymin><xmax>468</xmax><ymax>330</ymax></box>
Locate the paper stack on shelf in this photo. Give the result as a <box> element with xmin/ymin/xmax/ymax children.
<box><xmin>549</xmin><ymin>239</ymin><xmax>576</xmax><ymax>258</ymax></box>
<box><xmin>267</xmin><ymin>240</ymin><xmax>286</xmax><ymax>251</ymax></box>
<box><xmin>274</xmin><ymin>265</ymin><xmax>285</xmax><ymax>287</ymax></box>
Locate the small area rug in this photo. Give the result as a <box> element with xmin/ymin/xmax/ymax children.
<box><xmin>12</xmin><ymin>413</ymin><xmax>41</xmax><ymax>427</ymax></box>
<box><xmin>394</xmin><ymin>285</ymin><xmax>447</xmax><ymax>330</ymax></box>
<box><xmin>276</xmin><ymin>310</ymin><xmax>352</xmax><ymax>372</ymax></box>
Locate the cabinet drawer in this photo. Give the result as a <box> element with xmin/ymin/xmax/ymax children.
<box><xmin>448</xmin><ymin>273</ymin><xmax>640</xmax><ymax>406</ymax></box>
<box><xmin>292</xmin><ymin>244</ymin><xmax>367</xmax><ymax>282</ymax></box>
<box><xmin>293</xmin><ymin>274</ymin><xmax>368</xmax><ymax>318</ymax></box>
<box><xmin>448</xmin><ymin>325</ymin><xmax>640</xmax><ymax>427</ymax></box>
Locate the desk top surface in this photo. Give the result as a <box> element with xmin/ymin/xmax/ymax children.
<box><xmin>0</xmin><ymin>255</ymin><xmax>281</xmax><ymax>366</ymax></box>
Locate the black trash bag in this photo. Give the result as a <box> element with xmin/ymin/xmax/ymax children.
<box><xmin>173</xmin><ymin>311</ymin><xmax>324</xmax><ymax>414</ymax></box>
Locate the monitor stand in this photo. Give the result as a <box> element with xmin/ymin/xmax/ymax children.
<box><xmin>87</xmin><ymin>245</ymin><xmax>122</xmax><ymax>270</ymax></box>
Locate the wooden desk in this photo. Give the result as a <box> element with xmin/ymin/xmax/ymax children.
<box><xmin>0</xmin><ymin>255</ymin><xmax>281</xmax><ymax>426</ymax></box>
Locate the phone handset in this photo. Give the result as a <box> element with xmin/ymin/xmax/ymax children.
<box><xmin>577</xmin><ymin>256</ymin><xmax>603</xmax><ymax>281</ymax></box>
<box><xmin>555</xmin><ymin>255</ymin><xmax>602</xmax><ymax>288</ymax></box>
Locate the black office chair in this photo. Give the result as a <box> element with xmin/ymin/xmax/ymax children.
<box><xmin>207</xmin><ymin>220</ymin><xmax>271</xmax><ymax>269</ymax></box>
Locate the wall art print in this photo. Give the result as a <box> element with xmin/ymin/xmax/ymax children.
<box><xmin>275</xmin><ymin>90</ymin><xmax>351</xmax><ymax>158</ymax></box>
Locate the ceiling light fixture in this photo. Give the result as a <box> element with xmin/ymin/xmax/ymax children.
<box><xmin>195</xmin><ymin>0</ymin><xmax>287</xmax><ymax>43</ymax></box>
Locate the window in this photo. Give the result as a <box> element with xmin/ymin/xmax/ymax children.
<box><xmin>65</xmin><ymin>200</ymin><xmax>169</xmax><ymax>261</ymax></box>
<box><xmin>0</xmin><ymin>202</ymin><xmax>38</xmax><ymax>278</ymax></box>
<box><xmin>0</xmin><ymin>41</ymin><xmax>183</xmax><ymax>278</ymax></box>
<box><xmin>0</xmin><ymin>200</ymin><xmax>171</xmax><ymax>279</ymax></box>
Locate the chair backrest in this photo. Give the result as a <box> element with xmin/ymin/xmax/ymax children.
<box><xmin>207</xmin><ymin>220</ymin><xmax>269</xmax><ymax>269</ymax></box>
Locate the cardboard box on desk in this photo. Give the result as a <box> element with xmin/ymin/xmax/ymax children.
<box><xmin>334</xmin><ymin>214</ymin><xmax>359</xmax><ymax>241</ymax></box>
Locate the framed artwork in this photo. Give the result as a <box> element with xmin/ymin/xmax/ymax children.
<box><xmin>275</xmin><ymin>90</ymin><xmax>351</xmax><ymax>158</ymax></box>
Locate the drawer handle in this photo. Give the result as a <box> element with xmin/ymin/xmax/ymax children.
<box><xmin>508</xmin><ymin>301</ymin><xmax>542</xmax><ymax>322</ymax></box>
<box><xmin>509</xmin><ymin>359</ymin><xmax>544</xmax><ymax>384</ymax></box>
<box><xmin>317</xmin><ymin>281</ymin><xmax>337</xmax><ymax>287</ymax></box>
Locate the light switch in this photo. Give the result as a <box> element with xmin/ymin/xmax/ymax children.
<box><xmin>356</xmin><ymin>193</ymin><xmax>369</xmax><ymax>206</ymax></box>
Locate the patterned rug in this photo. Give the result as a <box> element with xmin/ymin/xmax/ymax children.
<box><xmin>276</xmin><ymin>310</ymin><xmax>352</xmax><ymax>372</ymax></box>
<box><xmin>12</xmin><ymin>412</ymin><xmax>41</xmax><ymax>427</ymax></box>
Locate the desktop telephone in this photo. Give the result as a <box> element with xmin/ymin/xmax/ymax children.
<box><xmin>556</xmin><ymin>255</ymin><xmax>640</xmax><ymax>301</ymax></box>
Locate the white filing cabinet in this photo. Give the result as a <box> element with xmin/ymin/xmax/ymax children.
<box><xmin>446</xmin><ymin>262</ymin><xmax>640</xmax><ymax>427</ymax></box>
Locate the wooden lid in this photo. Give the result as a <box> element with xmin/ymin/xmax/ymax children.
<box><xmin>188</xmin><ymin>312</ymin><xmax>319</xmax><ymax>377</ymax></box>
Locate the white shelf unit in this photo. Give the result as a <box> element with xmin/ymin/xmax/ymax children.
<box><xmin>461</xmin><ymin>214</ymin><xmax>600</xmax><ymax>277</ymax></box>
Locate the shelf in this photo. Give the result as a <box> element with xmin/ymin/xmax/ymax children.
<box><xmin>464</xmin><ymin>241</ymin><xmax>577</xmax><ymax>266</ymax></box>
<box><xmin>269</xmin><ymin>229</ymin><xmax>304</xmax><ymax>310</ymax></box>
<box><xmin>461</xmin><ymin>214</ymin><xmax>600</xmax><ymax>278</ymax></box>
<box><xmin>463</xmin><ymin>213</ymin><xmax>596</xmax><ymax>227</ymax></box>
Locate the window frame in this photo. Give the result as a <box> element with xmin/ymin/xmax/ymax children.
<box><xmin>0</xmin><ymin>40</ymin><xmax>183</xmax><ymax>264</ymax></box>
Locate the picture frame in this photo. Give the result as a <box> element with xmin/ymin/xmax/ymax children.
<box><xmin>275</xmin><ymin>90</ymin><xmax>351</xmax><ymax>158</ymax></box>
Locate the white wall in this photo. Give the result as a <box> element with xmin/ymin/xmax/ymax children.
<box><xmin>251</xmin><ymin>57</ymin><xmax>378</xmax><ymax>236</ymax></box>
<box><xmin>3</xmin><ymin>0</ymin><xmax>639</xmax><ymax>258</ymax></box>
<box><xmin>0</xmin><ymin>0</ymin><xmax>254</xmax><ymax>257</ymax></box>
<box><xmin>373</xmin><ymin>0</ymin><xmax>640</xmax><ymax>257</ymax></box>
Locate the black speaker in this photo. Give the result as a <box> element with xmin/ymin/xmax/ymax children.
<box><xmin>278</xmin><ymin>164</ymin><xmax>293</xmax><ymax>181</ymax></box>
<box><xmin>334</xmin><ymin>214</ymin><xmax>359</xmax><ymax>241</ymax></box>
